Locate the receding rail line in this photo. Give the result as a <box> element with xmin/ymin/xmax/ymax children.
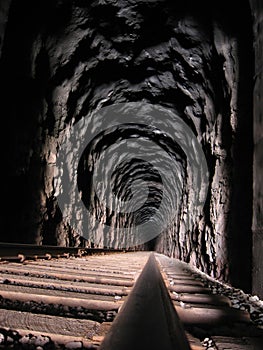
<box><xmin>99</xmin><ymin>252</ymin><xmax>191</xmax><ymax>350</ymax></box>
<box><xmin>0</xmin><ymin>242</ymin><xmax>123</xmax><ymax>262</ymax></box>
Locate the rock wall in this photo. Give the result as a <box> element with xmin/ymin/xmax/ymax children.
<box><xmin>250</xmin><ymin>0</ymin><xmax>263</xmax><ymax>298</ymax></box>
<box><xmin>0</xmin><ymin>0</ymin><xmax>257</xmax><ymax>292</ymax></box>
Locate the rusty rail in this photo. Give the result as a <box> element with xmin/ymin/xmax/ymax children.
<box><xmin>0</xmin><ymin>242</ymin><xmax>124</xmax><ymax>262</ymax></box>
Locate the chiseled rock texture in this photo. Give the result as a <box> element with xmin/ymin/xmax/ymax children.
<box><xmin>250</xmin><ymin>0</ymin><xmax>263</xmax><ymax>298</ymax></box>
<box><xmin>0</xmin><ymin>0</ymin><xmax>259</xmax><ymax>293</ymax></box>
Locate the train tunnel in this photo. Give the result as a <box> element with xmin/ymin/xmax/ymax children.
<box><xmin>0</xmin><ymin>0</ymin><xmax>262</xmax><ymax>298</ymax></box>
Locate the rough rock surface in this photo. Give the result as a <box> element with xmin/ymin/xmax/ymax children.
<box><xmin>0</xmin><ymin>0</ymin><xmax>259</xmax><ymax>293</ymax></box>
<box><xmin>250</xmin><ymin>0</ymin><xmax>263</xmax><ymax>298</ymax></box>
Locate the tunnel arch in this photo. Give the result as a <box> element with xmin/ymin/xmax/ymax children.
<box><xmin>0</xmin><ymin>0</ymin><xmax>256</xmax><ymax>293</ymax></box>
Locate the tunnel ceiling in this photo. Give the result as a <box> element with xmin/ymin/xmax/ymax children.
<box><xmin>0</xmin><ymin>0</ymin><xmax>254</xmax><ymax>291</ymax></box>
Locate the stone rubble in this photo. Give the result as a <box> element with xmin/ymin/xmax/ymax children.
<box><xmin>0</xmin><ymin>328</ymin><xmax>98</xmax><ymax>350</ymax></box>
<box><xmin>187</xmin><ymin>266</ymin><xmax>263</xmax><ymax>349</ymax></box>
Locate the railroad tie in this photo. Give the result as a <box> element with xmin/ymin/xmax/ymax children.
<box><xmin>0</xmin><ymin>247</ymin><xmax>262</xmax><ymax>350</ymax></box>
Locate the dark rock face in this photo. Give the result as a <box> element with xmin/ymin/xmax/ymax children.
<box><xmin>250</xmin><ymin>0</ymin><xmax>263</xmax><ymax>298</ymax></box>
<box><xmin>0</xmin><ymin>0</ymin><xmax>258</xmax><ymax>292</ymax></box>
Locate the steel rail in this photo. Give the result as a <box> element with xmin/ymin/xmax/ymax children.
<box><xmin>99</xmin><ymin>252</ymin><xmax>191</xmax><ymax>350</ymax></box>
<box><xmin>0</xmin><ymin>242</ymin><xmax>124</xmax><ymax>262</ymax></box>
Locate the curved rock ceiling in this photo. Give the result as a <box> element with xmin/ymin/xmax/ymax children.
<box><xmin>0</xmin><ymin>0</ymin><xmax>254</xmax><ymax>290</ymax></box>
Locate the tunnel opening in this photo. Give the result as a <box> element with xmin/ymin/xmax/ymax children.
<box><xmin>0</xmin><ymin>0</ymin><xmax>257</xmax><ymax>294</ymax></box>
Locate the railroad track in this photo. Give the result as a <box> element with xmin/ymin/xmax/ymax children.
<box><xmin>0</xmin><ymin>242</ymin><xmax>123</xmax><ymax>262</ymax></box>
<box><xmin>0</xmin><ymin>245</ymin><xmax>262</xmax><ymax>349</ymax></box>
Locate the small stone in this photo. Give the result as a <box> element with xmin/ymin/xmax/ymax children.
<box><xmin>19</xmin><ymin>335</ymin><xmax>30</xmax><ymax>344</ymax></box>
<box><xmin>179</xmin><ymin>301</ymin><xmax>185</xmax><ymax>308</ymax></box>
<box><xmin>11</xmin><ymin>330</ymin><xmax>20</xmax><ymax>341</ymax></box>
<box><xmin>65</xmin><ymin>340</ymin><xmax>83</xmax><ymax>349</ymax></box>
<box><xmin>34</xmin><ymin>335</ymin><xmax>50</xmax><ymax>346</ymax></box>
<box><xmin>114</xmin><ymin>296</ymin><xmax>122</xmax><ymax>300</ymax></box>
<box><xmin>6</xmin><ymin>336</ymin><xmax>13</xmax><ymax>343</ymax></box>
<box><xmin>249</xmin><ymin>295</ymin><xmax>259</xmax><ymax>302</ymax></box>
